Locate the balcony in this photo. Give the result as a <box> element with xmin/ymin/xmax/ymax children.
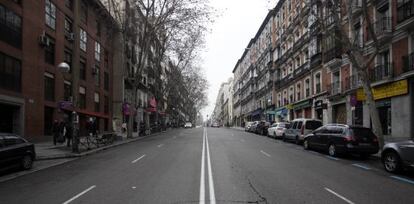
<box><xmin>375</xmin><ymin>17</ymin><xmax>392</xmax><ymax>42</ymax></box>
<box><xmin>310</xmin><ymin>53</ymin><xmax>322</xmax><ymax>68</ymax></box>
<box><xmin>397</xmin><ymin>0</ymin><xmax>414</xmax><ymax>28</ymax></box>
<box><xmin>324</xmin><ymin>47</ymin><xmax>342</xmax><ymax>68</ymax></box>
<box><xmin>327</xmin><ymin>81</ymin><xmax>341</xmax><ymax>96</ymax></box>
<box><xmin>293</xmin><ymin>62</ymin><xmax>310</xmax><ymax>78</ymax></box>
<box><xmin>343</xmin><ymin>74</ymin><xmax>360</xmax><ymax>91</ymax></box>
<box><xmin>402</xmin><ymin>52</ymin><xmax>414</xmax><ymax>74</ymax></box>
<box><xmin>369</xmin><ymin>63</ymin><xmax>393</xmax><ymax>82</ymax></box>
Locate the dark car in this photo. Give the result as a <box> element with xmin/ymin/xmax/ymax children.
<box><xmin>0</xmin><ymin>133</ymin><xmax>36</xmax><ymax>172</ymax></box>
<box><xmin>303</xmin><ymin>124</ymin><xmax>379</xmax><ymax>157</ymax></box>
<box><xmin>381</xmin><ymin>139</ymin><xmax>414</xmax><ymax>173</ymax></box>
<box><xmin>255</xmin><ymin>121</ymin><xmax>271</xmax><ymax>135</ymax></box>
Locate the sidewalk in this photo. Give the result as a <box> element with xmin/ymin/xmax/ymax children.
<box><xmin>35</xmin><ymin>133</ymin><xmax>156</xmax><ymax>160</ymax></box>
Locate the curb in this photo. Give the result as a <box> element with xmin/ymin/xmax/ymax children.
<box><xmin>35</xmin><ymin>132</ymin><xmax>161</xmax><ymax>161</ymax></box>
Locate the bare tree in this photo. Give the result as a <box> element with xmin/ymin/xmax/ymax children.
<box><xmin>313</xmin><ymin>0</ymin><xmax>385</xmax><ymax>147</ymax></box>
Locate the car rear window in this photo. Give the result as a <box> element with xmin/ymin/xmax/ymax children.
<box><xmin>350</xmin><ymin>128</ymin><xmax>376</xmax><ymax>138</ymax></box>
<box><xmin>305</xmin><ymin>121</ymin><xmax>322</xmax><ymax>130</ymax></box>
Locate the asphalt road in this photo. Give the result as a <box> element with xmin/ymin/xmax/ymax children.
<box><xmin>0</xmin><ymin>127</ymin><xmax>414</xmax><ymax>204</ymax></box>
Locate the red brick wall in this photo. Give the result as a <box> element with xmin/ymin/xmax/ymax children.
<box><xmin>393</xmin><ymin>37</ymin><xmax>408</xmax><ymax>76</ymax></box>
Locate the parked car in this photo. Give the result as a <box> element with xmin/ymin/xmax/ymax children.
<box><xmin>303</xmin><ymin>124</ymin><xmax>379</xmax><ymax>157</ymax></box>
<box><xmin>255</xmin><ymin>121</ymin><xmax>271</xmax><ymax>135</ymax></box>
<box><xmin>244</xmin><ymin>122</ymin><xmax>254</xmax><ymax>131</ymax></box>
<box><xmin>211</xmin><ymin>122</ymin><xmax>220</xmax><ymax>128</ymax></box>
<box><xmin>248</xmin><ymin>121</ymin><xmax>260</xmax><ymax>133</ymax></box>
<box><xmin>0</xmin><ymin>133</ymin><xmax>36</xmax><ymax>172</ymax></box>
<box><xmin>184</xmin><ymin>122</ymin><xmax>192</xmax><ymax>128</ymax></box>
<box><xmin>284</xmin><ymin>118</ymin><xmax>322</xmax><ymax>144</ymax></box>
<box><xmin>381</xmin><ymin>139</ymin><xmax>414</xmax><ymax>173</ymax></box>
<box><xmin>267</xmin><ymin>122</ymin><xmax>290</xmax><ymax>138</ymax></box>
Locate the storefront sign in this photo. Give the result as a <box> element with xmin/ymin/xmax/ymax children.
<box><xmin>286</xmin><ymin>104</ymin><xmax>293</xmax><ymax>110</ymax></box>
<box><xmin>292</xmin><ymin>99</ymin><xmax>313</xmax><ymax>110</ymax></box>
<box><xmin>357</xmin><ymin>80</ymin><xmax>408</xmax><ymax>101</ymax></box>
<box><xmin>275</xmin><ymin>107</ymin><xmax>288</xmax><ymax>116</ymax></box>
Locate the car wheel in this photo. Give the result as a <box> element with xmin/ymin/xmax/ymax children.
<box><xmin>303</xmin><ymin>139</ymin><xmax>310</xmax><ymax>150</ymax></box>
<box><xmin>22</xmin><ymin>155</ymin><xmax>33</xmax><ymax>170</ymax></box>
<box><xmin>383</xmin><ymin>151</ymin><xmax>401</xmax><ymax>173</ymax></box>
<box><xmin>295</xmin><ymin>136</ymin><xmax>300</xmax><ymax>145</ymax></box>
<box><xmin>273</xmin><ymin>132</ymin><xmax>277</xmax><ymax>139</ymax></box>
<box><xmin>282</xmin><ymin>134</ymin><xmax>286</xmax><ymax>142</ymax></box>
<box><xmin>328</xmin><ymin>144</ymin><xmax>337</xmax><ymax>157</ymax></box>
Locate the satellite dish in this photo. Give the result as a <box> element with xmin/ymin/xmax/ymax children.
<box><xmin>58</xmin><ymin>62</ymin><xmax>71</xmax><ymax>73</ymax></box>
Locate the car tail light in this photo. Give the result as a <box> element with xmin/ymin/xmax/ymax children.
<box><xmin>372</xmin><ymin>136</ymin><xmax>378</xmax><ymax>143</ymax></box>
<box><xmin>344</xmin><ymin>135</ymin><xmax>355</xmax><ymax>142</ymax></box>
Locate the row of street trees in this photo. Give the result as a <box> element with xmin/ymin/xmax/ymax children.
<box><xmin>103</xmin><ymin>0</ymin><xmax>212</xmax><ymax>137</ymax></box>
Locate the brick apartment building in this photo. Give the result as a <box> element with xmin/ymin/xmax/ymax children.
<box><xmin>0</xmin><ymin>0</ymin><xmax>115</xmax><ymax>141</ymax></box>
<box><xmin>232</xmin><ymin>0</ymin><xmax>414</xmax><ymax>140</ymax></box>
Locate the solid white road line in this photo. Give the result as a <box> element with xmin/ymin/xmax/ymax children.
<box><xmin>390</xmin><ymin>176</ymin><xmax>414</xmax><ymax>185</ymax></box>
<box><xmin>131</xmin><ymin>155</ymin><xmax>146</xmax><ymax>164</ymax></box>
<box><xmin>324</xmin><ymin>187</ymin><xmax>355</xmax><ymax>204</ymax></box>
<box><xmin>326</xmin><ymin>156</ymin><xmax>340</xmax><ymax>161</ymax></box>
<box><xmin>62</xmin><ymin>185</ymin><xmax>96</xmax><ymax>204</ymax></box>
<box><xmin>351</xmin><ymin>163</ymin><xmax>371</xmax><ymax>170</ymax></box>
<box><xmin>157</xmin><ymin>144</ymin><xmax>164</xmax><ymax>148</ymax></box>
<box><xmin>205</xmin><ymin>129</ymin><xmax>216</xmax><ymax>204</ymax></box>
<box><xmin>260</xmin><ymin>150</ymin><xmax>271</xmax><ymax>157</ymax></box>
<box><xmin>199</xmin><ymin>128</ymin><xmax>206</xmax><ymax>204</ymax></box>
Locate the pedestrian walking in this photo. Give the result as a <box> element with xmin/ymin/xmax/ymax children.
<box><xmin>58</xmin><ymin>120</ymin><xmax>66</xmax><ymax>144</ymax></box>
<box><xmin>52</xmin><ymin>120</ymin><xmax>60</xmax><ymax>145</ymax></box>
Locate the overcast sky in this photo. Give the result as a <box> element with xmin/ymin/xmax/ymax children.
<box><xmin>201</xmin><ymin>0</ymin><xmax>276</xmax><ymax>118</ymax></box>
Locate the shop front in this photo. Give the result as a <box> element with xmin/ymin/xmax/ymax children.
<box><xmin>275</xmin><ymin>107</ymin><xmax>289</xmax><ymax>122</ymax></box>
<box><xmin>292</xmin><ymin>99</ymin><xmax>313</xmax><ymax>119</ymax></box>
<box><xmin>356</xmin><ymin>79</ymin><xmax>411</xmax><ymax>139</ymax></box>
<box><xmin>265</xmin><ymin>107</ymin><xmax>275</xmax><ymax>123</ymax></box>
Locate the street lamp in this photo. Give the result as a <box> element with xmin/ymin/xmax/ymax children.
<box><xmin>58</xmin><ymin>62</ymin><xmax>79</xmax><ymax>153</ymax></box>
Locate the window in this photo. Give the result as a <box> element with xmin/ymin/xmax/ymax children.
<box><xmin>64</xmin><ymin>49</ymin><xmax>72</xmax><ymax>69</ymax></box>
<box><xmin>80</xmin><ymin>0</ymin><xmax>87</xmax><ymax>23</ymax></box>
<box><xmin>104</xmin><ymin>95</ymin><xmax>109</xmax><ymax>114</ymax></box>
<box><xmin>63</xmin><ymin>81</ymin><xmax>72</xmax><ymax>101</ymax></box>
<box><xmin>80</xmin><ymin>58</ymin><xmax>86</xmax><ymax>80</ymax></box>
<box><xmin>65</xmin><ymin>0</ymin><xmax>73</xmax><ymax>10</ymax></box>
<box><xmin>44</xmin><ymin>73</ymin><xmax>55</xmax><ymax>101</ymax></box>
<box><xmin>297</xmin><ymin>121</ymin><xmax>303</xmax><ymax>129</ymax></box>
<box><xmin>45</xmin><ymin>0</ymin><xmax>56</xmax><ymax>30</ymax></box>
<box><xmin>289</xmin><ymin>86</ymin><xmax>294</xmax><ymax>103</ymax></box>
<box><xmin>94</xmin><ymin>65</ymin><xmax>100</xmax><ymax>86</ymax></box>
<box><xmin>79</xmin><ymin>86</ymin><xmax>86</xmax><ymax>109</ymax></box>
<box><xmin>315</xmin><ymin>73</ymin><xmax>321</xmax><ymax>94</ymax></box>
<box><xmin>44</xmin><ymin>36</ymin><xmax>55</xmax><ymax>65</ymax></box>
<box><xmin>80</xmin><ymin>28</ymin><xmax>87</xmax><ymax>52</ymax></box>
<box><xmin>305</xmin><ymin>79</ymin><xmax>310</xmax><ymax>97</ymax></box>
<box><xmin>0</xmin><ymin>4</ymin><xmax>22</xmax><ymax>48</ymax></box>
<box><xmin>305</xmin><ymin>121</ymin><xmax>322</xmax><ymax>130</ymax></box>
<box><xmin>64</xmin><ymin>17</ymin><xmax>73</xmax><ymax>34</ymax></box>
<box><xmin>296</xmin><ymin>83</ymin><xmax>301</xmax><ymax>101</ymax></box>
<box><xmin>0</xmin><ymin>52</ymin><xmax>21</xmax><ymax>92</ymax></box>
<box><xmin>94</xmin><ymin>92</ymin><xmax>100</xmax><ymax>112</ymax></box>
<box><xmin>95</xmin><ymin>42</ymin><xmax>101</xmax><ymax>61</ymax></box>
<box><xmin>104</xmin><ymin>72</ymin><xmax>109</xmax><ymax>90</ymax></box>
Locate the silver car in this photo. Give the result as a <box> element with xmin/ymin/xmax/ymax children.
<box><xmin>284</xmin><ymin>118</ymin><xmax>322</xmax><ymax>144</ymax></box>
<box><xmin>381</xmin><ymin>139</ymin><xmax>414</xmax><ymax>173</ymax></box>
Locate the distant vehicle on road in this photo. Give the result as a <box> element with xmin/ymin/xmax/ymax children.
<box><xmin>284</xmin><ymin>118</ymin><xmax>322</xmax><ymax>144</ymax></box>
<box><xmin>184</xmin><ymin>122</ymin><xmax>192</xmax><ymax>128</ymax></box>
<box><xmin>0</xmin><ymin>133</ymin><xmax>36</xmax><ymax>172</ymax></box>
<box><xmin>255</xmin><ymin>121</ymin><xmax>271</xmax><ymax>136</ymax></box>
<box><xmin>267</xmin><ymin>122</ymin><xmax>290</xmax><ymax>138</ymax></box>
<box><xmin>381</xmin><ymin>139</ymin><xmax>414</xmax><ymax>173</ymax></box>
<box><xmin>211</xmin><ymin>122</ymin><xmax>220</xmax><ymax>128</ymax></box>
<box><xmin>303</xmin><ymin>124</ymin><xmax>379</xmax><ymax>157</ymax></box>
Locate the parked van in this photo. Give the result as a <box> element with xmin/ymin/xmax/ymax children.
<box><xmin>284</xmin><ymin>118</ymin><xmax>322</xmax><ymax>144</ymax></box>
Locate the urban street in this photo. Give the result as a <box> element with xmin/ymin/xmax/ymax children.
<box><xmin>1</xmin><ymin>127</ymin><xmax>413</xmax><ymax>204</ymax></box>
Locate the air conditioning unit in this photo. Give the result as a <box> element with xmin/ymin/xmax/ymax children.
<box><xmin>65</xmin><ymin>32</ymin><xmax>75</xmax><ymax>41</ymax></box>
<box><xmin>39</xmin><ymin>32</ymin><xmax>50</xmax><ymax>47</ymax></box>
